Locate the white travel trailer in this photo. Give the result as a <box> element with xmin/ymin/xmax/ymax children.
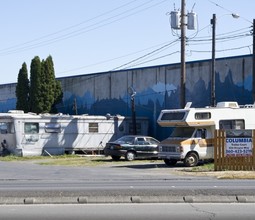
<box><xmin>0</xmin><ymin>111</ymin><xmax>148</xmax><ymax>156</ymax></box>
<box><xmin>157</xmin><ymin>102</ymin><xmax>255</xmax><ymax>167</ymax></box>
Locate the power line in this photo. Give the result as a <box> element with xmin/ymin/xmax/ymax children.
<box><xmin>111</xmin><ymin>40</ymin><xmax>179</xmax><ymax>71</ymax></box>
<box><xmin>0</xmin><ymin>0</ymin><xmax>168</xmax><ymax>56</ymax></box>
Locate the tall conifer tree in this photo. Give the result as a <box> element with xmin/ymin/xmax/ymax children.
<box><xmin>16</xmin><ymin>55</ymin><xmax>63</xmax><ymax>114</ymax></box>
<box><xmin>15</xmin><ymin>63</ymin><xmax>29</xmax><ymax>112</ymax></box>
<box><xmin>30</xmin><ymin>56</ymin><xmax>43</xmax><ymax>113</ymax></box>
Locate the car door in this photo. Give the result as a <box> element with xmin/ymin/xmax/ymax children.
<box><xmin>135</xmin><ymin>137</ymin><xmax>147</xmax><ymax>157</ymax></box>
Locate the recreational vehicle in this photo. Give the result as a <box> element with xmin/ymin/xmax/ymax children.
<box><xmin>157</xmin><ymin>102</ymin><xmax>255</xmax><ymax>167</ymax></box>
<box><xmin>0</xmin><ymin>111</ymin><xmax>148</xmax><ymax>156</ymax></box>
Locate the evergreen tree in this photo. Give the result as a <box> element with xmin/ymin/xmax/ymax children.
<box><xmin>15</xmin><ymin>63</ymin><xmax>29</xmax><ymax>112</ymax></box>
<box><xmin>51</xmin><ymin>79</ymin><xmax>63</xmax><ymax>113</ymax></box>
<box><xmin>41</xmin><ymin>55</ymin><xmax>63</xmax><ymax>113</ymax></box>
<box><xmin>30</xmin><ymin>56</ymin><xmax>43</xmax><ymax>113</ymax></box>
<box><xmin>17</xmin><ymin>55</ymin><xmax>63</xmax><ymax>114</ymax></box>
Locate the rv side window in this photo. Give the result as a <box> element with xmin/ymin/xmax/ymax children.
<box><xmin>45</xmin><ymin>123</ymin><xmax>61</xmax><ymax>133</ymax></box>
<box><xmin>89</xmin><ymin>123</ymin><xmax>98</xmax><ymax>133</ymax></box>
<box><xmin>219</xmin><ymin>120</ymin><xmax>245</xmax><ymax>130</ymax></box>
<box><xmin>24</xmin><ymin>123</ymin><xmax>39</xmax><ymax>134</ymax></box>
<box><xmin>195</xmin><ymin>112</ymin><xmax>211</xmax><ymax>120</ymax></box>
<box><xmin>0</xmin><ymin>122</ymin><xmax>14</xmax><ymax>134</ymax></box>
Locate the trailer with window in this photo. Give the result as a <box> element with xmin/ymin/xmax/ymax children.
<box><xmin>157</xmin><ymin>102</ymin><xmax>255</xmax><ymax>167</ymax></box>
<box><xmin>0</xmin><ymin>111</ymin><xmax>148</xmax><ymax>156</ymax></box>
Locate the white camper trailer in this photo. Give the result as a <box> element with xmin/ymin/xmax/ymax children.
<box><xmin>0</xmin><ymin>111</ymin><xmax>148</xmax><ymax>156</ymax></box>
<box><xmin>157</xmin><ymin>102</ymin><xmax>255</xmax><ymax>167</ymax></box>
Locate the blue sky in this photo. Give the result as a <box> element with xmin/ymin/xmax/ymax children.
<box><xmin>0</xmin><ymin>0</ymin><xmax>254</xmax><ymax>84</ymax></box>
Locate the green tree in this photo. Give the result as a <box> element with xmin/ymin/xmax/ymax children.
<box><xmin>15</xmin><ymin>63</ymin><xmax>30</xmax><ymax>112</ymax></box>
<box><xmin>17</xmin><ymin>55</ymin><xmax>63</xmax><ymax>114</ymax></box>
<box><xmin>41</xmin><ymin>55</ymin><xmax>63</xmax><ymax>113</ymax></box>
<box><xmin>30</xmin><ymin>56</ymin><xmax>43</xmax><ymax>113</ymax></box>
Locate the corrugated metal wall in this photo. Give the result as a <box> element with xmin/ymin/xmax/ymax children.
<box><xmin>0</xmin><ymin>55</ymin><xmax>253</xmax><ymax>140</ymax></box>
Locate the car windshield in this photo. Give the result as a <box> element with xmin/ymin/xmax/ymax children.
<box><xmin>115</xmin><ymin>136</ymin><xmax>134</xmax><ymax>144</ymax></box>
<box><xmin>170</xmin><ymin>127</ymin><xmax>195</xmax><ymax>138</ymax></box>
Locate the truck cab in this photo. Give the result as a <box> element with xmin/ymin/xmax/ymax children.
<box><xmin>158</xmin><ymin>126</ymin><xmax>213</xmax><ymax>166</ymax></box>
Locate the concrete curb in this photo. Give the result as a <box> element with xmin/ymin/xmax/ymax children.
<box><xmin>1</xmin><ymin>195</ymin><xmax>255</xmax><ymax>205</ymax></box>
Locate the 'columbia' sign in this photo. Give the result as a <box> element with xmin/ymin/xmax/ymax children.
<box><xmin>226</xmin><ymin>137</ymin><xmax>252</xmax><ymax>156</ymax></box>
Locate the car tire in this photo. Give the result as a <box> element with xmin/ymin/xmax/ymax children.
<box><xmin>111</xmin><ymin>155</ymin><xmax>121</xmax><ymax>161</ymax></box>
<box><xmin>184</xmin><ymin>152</ymin><xmax>198</xmax><ymax>167</ymax></box>
<box><xmin>125</xmin><ymin>151</ymin><xmax>135</xmax><ymax>161</ymax></box>
<box><xmin>164</xmin><ymin>159</ymin><xmax>177</xmax><ymax>166</ymax></box>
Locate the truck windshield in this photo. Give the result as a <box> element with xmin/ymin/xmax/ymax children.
<box><xmin>170</xmin><ymin>127</ymin><xmax>195</xmax><ymax>138</ymax></box>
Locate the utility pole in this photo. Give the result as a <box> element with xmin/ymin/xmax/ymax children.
<box><xmin>211</xmin><ymin>14</ymin><xmax>216</xmax><ymax>107</ymax></box>
<box><xmin>253</xmin><ymin>19</ymin><xmax>255</xmax><ymax>102</ymax></box>
<box><xmin>180</xmin><ymin>0</ymin><xmax>186</xmax><ymax>108</ymax></box>
<box><xmin>170</xmin><ymin>0</ymin><xmax>196</xmax><ymax>108</ymax></box>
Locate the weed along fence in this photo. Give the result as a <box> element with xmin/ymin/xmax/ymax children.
<box><xmin>214</xmin><ymin>130</ymin><xmax>255</xmax><ymax>171</ymax></box>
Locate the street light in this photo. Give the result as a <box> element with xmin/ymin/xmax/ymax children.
<box><xmin>211</xmin><ymin>13</ymin><xmax>239</xmax><ymax>107</ymax></box>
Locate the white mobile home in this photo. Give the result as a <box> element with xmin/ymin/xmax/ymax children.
<box><xmin>0</xmin><ymin>111</ymin><xmax>148</xmax><ymax>156</ymax></box>
<box><xmin>157</xmin><ymin>102</ymin><xmax>255</xmax><ymax>167</ymax></box>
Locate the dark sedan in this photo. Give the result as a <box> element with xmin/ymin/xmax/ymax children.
<box><xmin>104</xmin><ymin>135</ymin><xmax>159</xmax><ymax>161</ymax></box>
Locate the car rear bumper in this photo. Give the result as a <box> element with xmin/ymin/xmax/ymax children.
<box><xmin>104</xmin><ymin>149</ymin><xmax>126</xmax><ymax>157</ymax></box>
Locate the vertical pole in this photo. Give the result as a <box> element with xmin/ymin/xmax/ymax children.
<box><xmin>211</xmin><ymin>14</ymin><xmax>216</xmax><ymax>107</ymax></box>
<box><xmin>131</xmin><ymin>96</ymin><xmax>137</xmax><ymax>135</ymax></box>
<box><xmin>73</xmin><ymin>98</ymin><xmax>78</xmax><ymax>115</ymax></box>
<box><xmin>253</xmin><ymin>19</ymin><xmax>255</xmax><ymax>103</ymax></box>
<box><xmin>180</xmin><ymin>0</ymin><xmax>186</xmax><ymax>108</ymax></box>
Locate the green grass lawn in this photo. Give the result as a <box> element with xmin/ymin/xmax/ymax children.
<box><xmin>0</xmin><ymin>155</ymin><xmax>160</xmax><ymax>167</ymax></box>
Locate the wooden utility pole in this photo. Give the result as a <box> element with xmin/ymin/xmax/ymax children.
<box><xmin>253</xmin><ymin>19</ymin><xmax>255</xmax><ymax>102</ymax></box>
<box><xmin>211</xmin><ymin>14</ymin><xmax>216</xmax><ymax>107</ymax></box>
<box><xmin>180</xmin><ymin>0</ymin><xmax>186</xmax><ymax>108</ymax></box>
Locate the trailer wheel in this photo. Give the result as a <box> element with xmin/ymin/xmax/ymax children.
<box><xmin>164</xmin><ymin>159</ymin><xmax>177</xmax><ymax>166</ymax></box>
<box><xmin>125</xmin><ymin>151</ymin><xmax>136</xmax><ymax>161</ymax></box>
<box><xmin>111</xmin><ymin>155</ymin><xmax>121</xmax><ymax>161</ymax></box>
<box><xmin>184</xmin><ymin>152</ymin><xmax>198</xmax><ymax>167</ymax></box>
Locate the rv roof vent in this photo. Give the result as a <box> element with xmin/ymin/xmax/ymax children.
<box><xmin>8</xmin><ymin>110</ymin><xmax>24</xmax><ymax>114</ymax></box>
<box><xmin>216</xmin><ymin>102</ymin><xmax>239</xmax><ymax>108</ymax></box>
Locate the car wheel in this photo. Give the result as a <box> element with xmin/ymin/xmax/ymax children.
<box><xmin>184</xmin><ymin>152</ymin><xmax>198</xmax><ymax>167</ymax></box>
<box><xmin>164</xmin><ymin>159</ymin><xmax>177</xmax><ymax>166</ymax></box>
<box><xmin>125</xmin><ymin>151</ymin><xmax>135</xmax><ymax>161</ymax></box>
<box><xmin>111</xmin><ymin>155</ymin><xmax>121</xmax><ymax>161</ymax></box>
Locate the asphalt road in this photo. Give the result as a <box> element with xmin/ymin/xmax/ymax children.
<box><xmin>1</xmin><ymin>160</ymin><xmax>255</xmax><ymax>203</ymax></box>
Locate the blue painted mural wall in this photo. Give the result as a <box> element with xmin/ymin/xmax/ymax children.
<box><xmin>0</xmin><ymin>55</ymin><xmax>253</xmax><ymax>140</ymax></box>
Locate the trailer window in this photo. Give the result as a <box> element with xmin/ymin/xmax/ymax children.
<box><xmin>0</xmin><ymin>122</ymin><xmax>14</xmax><ymax>134</ymax></box>
<box><xmin>195</xmin><ymin>112</ymin><xmax>211</xmax><ymax>120</ymax></box>
<box><xmin>24</xmin><ymin>123</ymin><xmax>39</xmax><ymax>134</ymax></box>
<box><xmin>170</xmin><ymin>127</ymin><xmax>195</xmax><ymax>138</ymax></box>
<box><xmin>45</xmin><ymin>123</ymin><xmax>61</xmax><ymax>133</ymax></box>
<box><xmin>89</xmin><ymin>123</ymin><xmax>98</xmax><ymax>133</ymax></box>
<box><xmin>219</xmin><ymin>120</ymin><xmax>245</xmax><ymax>130</ymax></box>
